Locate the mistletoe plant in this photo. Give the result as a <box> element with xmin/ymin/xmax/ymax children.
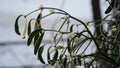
<box><xmin>14</xmin><ymin>0</ymin><xmax>120</xmax><ymax>68</ymax></box>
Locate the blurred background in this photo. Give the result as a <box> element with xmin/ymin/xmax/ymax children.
<box><xmin>0</xmin><ymin>0</ymin><xmax>108</xmax><ymax>68</ymax></box>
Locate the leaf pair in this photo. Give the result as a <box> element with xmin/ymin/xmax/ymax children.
<box><xmin>27</xmin><ymin>29</ymin><xmax>43</xmax><ymax>46</ymax></box>
<box><xmin>28</xmin><ymin>13</ymin><xmax>42</xmax><ymax>36</ymax></box>
<box><xmin>27</xmin><ymin>29</ymin><xmax>45</xmax><ymax>64</ymax></box>
<box><xmin>34</xmin><ymin>32</ymin><xmax>45</xmax><ymax>55</ymax></box>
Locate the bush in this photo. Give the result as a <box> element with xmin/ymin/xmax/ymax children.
<box><xmin>15</xmin><ymin>0</ymin><xmax>120</xmax><ymax>68</ymax></box>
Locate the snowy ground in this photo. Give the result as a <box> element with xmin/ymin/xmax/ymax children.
<box><xmin>0</xmin><ymin>0</ymin><xmax>108</xmax><ymax>68</ymax></box>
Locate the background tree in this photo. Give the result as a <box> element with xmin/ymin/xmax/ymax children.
<box><xmin>91</xmin><ymin>0</ymin><xmax>102</xmax><ymax>36</ymax></box>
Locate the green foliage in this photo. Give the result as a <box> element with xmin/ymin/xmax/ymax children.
<box><xmin>28</xmin><ymin>19</ymin><xmax>34</xmax><ymax>35</ymax></box>
<box><xmin>47</xmin><ymin>46</ymin><xmax>51</xmax><ymax>64</ymax></box>
<box><xmin>105</xmin><ymin>0</ymin><xmax>115</xmax><ymax>14</ymax></box>
<box><xmin>38</xmin><ymin>45</ymin><xmax>45</xmax><ymax>64</ymax></box>
<box><xmin>34</xmin><ymin>32</ymin><xmax>45</xmax><ymax>55</ymax></box>
<box><xmin>51</xmin><ymin>49</ymin><xmax>58</xmax><ymax>65</ymax></box>
<box><xmin>15</xmin><ymin>0</ymin><xmax>120</xmax><ymax>67</ymax></box>
<box><xmin>27</xmin><ymin>29</ymin><xmax>43</xmax><ymax>46</ymax></box>
<box><xmin>15</xmin><ymin>15</ymin><xmax>25</xmax><ymax>35</ymax></box>
<box><xmin>105</xmin><ymin>0</ymin><xmax>119</xmax><ymax>14</ymax></box>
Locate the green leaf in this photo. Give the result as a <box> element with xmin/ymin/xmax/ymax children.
<box><xmin>51</xmin><ymin>49</ymin><xmax>58</xmax><ymax>65</ymax></box>
<box><xmin>34</xmin><ymin>33</ymin><xmax>39</xmax><ymax>45</ymax></box>
<box><xmin>34</xmin><ymin>13</ymin><xmax>42</xmax><ymax>30</ymax></box>
<box><xmin>47</xmin><ymin>46</ymin><xmax>52</xmax><ymax>64</ymax></box>
<box><xmin>59</xmin><ymin>54</ymin><xmax>64</xmax><ymax>60</ymax></box>
<box><xmin>27</xmin><ymin>29</ymin><xmax>43</xmax><ymax>46</ymax></box>
<box><xmin>38</xmin><ymin>45</ymin><xmax>45</xmax><ymax>64</ymax></box>
<box><xmin>116</xmin><ymin>30</ymin><xmax>120</xmax><ymax>41</ymax></box>
<box><xmin>77</xmin><ymin>57</ymin><xmax>81</xmax><ymax>65</ymax></box>
<box><xmin>36</xmin><ymin>13</ymin><xmax>42</xmax><ymax>23</ymax></box>
<box><xmin>34</xmin><ymin>32</ymin><xmax>45</xmax><ymax>55</ymax></box>
<box><xmin>52</xmin><ymin>49</ymin><xmax>58</xmax><ymax>62</ymax></box>
<box><xmin>74</xmin><ymin>57</ymin><xmax>77</xmax><ymax>65</ymax></box>
<box><xmin>28</xmin><ymin>19</ymin><xmax>34</xmax><ymax>36</ymax></box>
<box><xmin>15</xmin><ymin>15</ymin><xmax>24</xmax><ymax>35</ymax></box>
<box><xmin>67</xmin><ymin>38</ymin><xmax>71</xmax><ymax>53</ymax></box>
<box><xmin>105</xmin><ymin>0</ymin><xmax>115</xmax><ymax>14</ymax></box>
<box><xmin>63</xmin><ymin>57</ymin><xmax>67</xmax><ymax>67</ymax></box>
<box><xmin>70</xmin><ymin>24</ymin><xmax>74</xmax><ymax>32</ymax></box>
<box><xmin>105</xmin><ymin>6</ymin><xmax>112</xmax><ymax>14</ymax></box>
